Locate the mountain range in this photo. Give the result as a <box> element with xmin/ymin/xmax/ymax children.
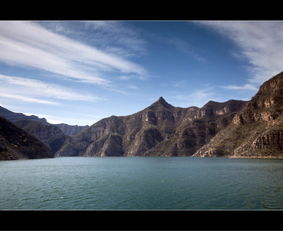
<box><xmin>0</xmin><ymin>106</ymin><xmax>89</xmax><ymax>136</ymax></box>
<box><xmin>57</xmin><ymin>97</ymin><xmax>246</xmax><ymax>157</ymax></box>
<box><xmin>1</xmin><ymin>71</ymin><xmax>283</xmax><ymax>160</ymax></box>
<box><xmin>0</xmin><ymin>106</ymin><xmax>88</xmax><ymax>157</ymax></box>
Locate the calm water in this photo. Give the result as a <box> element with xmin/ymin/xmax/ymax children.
<box><xmin>0</xmin><ymin>157</ymin><xmax>283</xmax><ymax>210</ymax></box>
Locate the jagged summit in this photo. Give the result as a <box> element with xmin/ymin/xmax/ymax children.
<box><xmin>202</xmin><ymin>99</ymin><xmax>247</xmax><ymax>108</ymax></box>
<box><xmin>202</xmin><ymin>100</ymin><xmax>219</xmax><ymax>107</ymax></box>
<box><xmin>158</xmin><ymin>96</ymin><xmax>166</xmax><ymax>102</ymax></box>
<box><xmin>149</xmin><ymin>96</ymin><xmax>174</xmax><ymax>110</ymax></box>
<box><xmin>157</xmin><ymin>96</ymin><xmax>169</xmax><ymax>106</ymax></box>
<box><xmin>195</xmin><ymin>71</ymin><xmax>283</xmax><ymax>157</ymax></box>
<box><xmin>57</xmin><ymin>93</ymin><xmax>247</xmax><ymax>157</ymax></box>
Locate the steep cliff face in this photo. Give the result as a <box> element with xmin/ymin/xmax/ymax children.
<box><xmin>194</xmin><ymin>71</ymin><xmax>283</xmax><ymax>157</ymax></box>
<box><xmin>54</xmin><ymin>123</ymin><xmax>89</xmax><ymax>136</ymax></box>
<box><xmin>143</xmin><ymin>99</ymin><xmax>246</xmax><ymax>156</ymax></box>
<box><xmin>57</xmin><ymin>97</ymin><xmax>246</xmax><ymax>157</ymax></box>
<box><xmin>14</xmin><ymin>120</ymin><xmax>67</xmax><ymax>154</ymax></box>
<box><xmin>0</xmin><ymin>117</ymin><xmax>53</xmax><ymax>160</ymax></box>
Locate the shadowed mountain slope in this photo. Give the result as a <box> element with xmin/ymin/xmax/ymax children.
<box><xmin>0</xmin><ymin>116</ymin><xmax>53</xmax><ymax>160</ymax></box>
<box><xmin>0</xmin><ymin>106</ymin><xmax>88</xmax><ymax>136</ymax></box>
<box><xmin>0</xmin><ymin>106</ymin><xmax>47</xmax><ymax>123</ymax></box>
<box><xmin>54</xmin><ymin>123</ymin><xmax>89</xmax><ymax>136</ymax></box>
<box><xmin>0</xmin><ymin>106</ymin><xmax>89</xmax><ymax>155</ymax></box>
<box><xmin>14</xmin><ymin>120</ymin><xmax>68</xmax><ymax>154</ymax></box>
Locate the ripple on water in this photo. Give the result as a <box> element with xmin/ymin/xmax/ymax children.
<box><xmin>0</xmin><ymin>157</ymin><xmax>283</xmax><ymax>210</ymax></box>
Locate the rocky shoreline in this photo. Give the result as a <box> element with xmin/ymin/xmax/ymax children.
<box><xmin>229</xmin><ymin>155</ymin><xmax>283</xmax><ymax>159</ymax></box>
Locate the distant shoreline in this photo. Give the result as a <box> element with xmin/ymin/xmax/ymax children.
<box><xmin>2</xmin><ymin>155</ymin><xmax>283</xmax><ymax>161</ymax></box>
<box><xmin>229</xmin><ymin>155</ymin><xmax>283</xmax><ymax>159</ymax></box>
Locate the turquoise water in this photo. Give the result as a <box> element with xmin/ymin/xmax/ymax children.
<box><xmin>0</xmin><ymin>157</ymin><xmax>283</xmax><ymax>210</ymax></box>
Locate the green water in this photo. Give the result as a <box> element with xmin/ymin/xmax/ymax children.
<box><xmin>0</xmin><ymin>157</ymin><xmax>283</xmax><ymax>210</ymax></box>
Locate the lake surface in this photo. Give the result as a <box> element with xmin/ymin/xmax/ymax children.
<box><xmin>0</xmin><ymin>157</ymin><xmax>283</xmax><ymax>210</ymax></box>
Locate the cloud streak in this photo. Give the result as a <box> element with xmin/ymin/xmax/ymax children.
<box><xmin>164</xmin><ymin>37</ymin><xmax>207</xmax><ymax>62</ymax></box>
<box><xmin>1</xmin><ymin>94</ymin><xmax>60</xmax><ymax>105</ymax></box>
<box><xmin>171</xmin><ymin>88</ymin><xmax>216</xmax><ymax>107</ymax></box>
<box><xmin>223</xmin><ymin>83</ymin><xmax>258</xmax><ymax>91</ymax></box>
<box><xmin>196</xmin><ymin>21</ymin><xmax>283</xmax><ymax>90</ymax></box>
<box><xmin>83</xmin><ymin>21</ymin><xmax>147</xmax><ymax>57</ymax></box>
<box><xmin>0</xmin><ymin>21</ymin><xmax>146</xmax><ymax>85</ymax></box>
<box><xmin>0</xmin><ymin>74</ymin><xmax>101</xmax><ymax>105</ymax></box>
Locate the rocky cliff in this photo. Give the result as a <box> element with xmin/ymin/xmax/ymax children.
<box><xmin>14</xmin><ymin>120</ymin><xmax>68</xmax><ymax>154</ymax></box>
<box><xmin>0</xmin><ymin>116</ymin><xmax>53</xmax><ymax>160</ymax></box>
<box><xmin>194</xmin><ymin>71</ymin><xmax>283</xmax><ymax>157</ymax></box>
<box><xmin>57</xmin><ymin>97</ymin><xmax>246</xmax><ymax>157</ymax></box>
<box><xmin>54</xmin><ymin>123</ymin><xmax>89</xmax><ymax>136</ymax></box>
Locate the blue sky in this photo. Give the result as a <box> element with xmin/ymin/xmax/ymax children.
<box><xmin>0</xmin><ymin>21</ymin><xmax>283</xmax><ymax>125</ymax></box>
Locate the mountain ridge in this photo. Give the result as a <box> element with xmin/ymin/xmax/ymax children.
<box><xmin>57</xmin><ymin>71</ymin><xmax>283</xmax><ymax>158</ymax></box>
<box><xmin>1</xmin><ymin>71</ymin><xmax>283</xmax><ymax>160</ymax></box>
<box><xmin>0</xmin><ymin>106</ymin><xmax>48</xmax><ymax>123</ymax></box>
<box><xmin>57</xmin><ymin>96</ymin><xmax>247</xmax><ymax>157</ymax></box>
<box><xmin>194</xmin><ymin>71</ymin><xmax>283</xmax><ymax>157</ymax></box>
<box><xmin>14</xmin><ymin>120</ymin><xmax>68</xmax><ymax>154</ymax></box>
<box><xmin>0</xmin><ymin>106</ymin><xmax>89</xmax><ymax>136</ymax></box>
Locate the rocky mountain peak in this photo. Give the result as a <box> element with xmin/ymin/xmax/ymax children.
<box><xmin>148</xmin><ymin>96</ymin><xmax>174</xmax><ymax>110</ymax></box>
<box><xmin>201</xmin><ymin>100</ymin><xmax>220</xmax><ymax>109</ymax></box>
<box><xmin>57</xmin><ymin>94</ymin><xmax>247</xmax><ymax>157</ymax></box>
<box><xmin>194</xmin><ymin>71</ymin><xmax>283</xmax><ymax>158</ymax></box>
<box><xmin>199</xmin><ymin>100</ymin><xmax>246</xmax><ymax>118</ymax></box>
<box><xmin>158</xmin><ymin>96</ymin><xmax>166</xmax><ymax>102</ymax></box>
<box><xmin>252</xmin><ymin>72</ymin><xmax>283</xmax><ymax>107</ymax></box>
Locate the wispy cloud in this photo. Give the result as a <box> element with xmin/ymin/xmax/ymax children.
<box><xmin>83</xmin><ymin>21</ymin><xmax>147</xmax><ymax>57</ymax></box>
<box><xmin>171</xmin><ymin>87</ymin><xmax>217</xmax><ymax>107</ymax></box>
<box><xmin>127</xmin><ymin>85</ymin><xmax>138</xmax><ymax>90</ymax></box>
<box><xmin>147</xmin><ymin>32</ymin><xmax>206</xmax><ymax>63</ymax></box>
<box><xmin>39</xmin><ymin>21</ymin><xmax>147</xmax><ymax>58</ymax></box>
<box><xmin>196</xmin><ymin>21</ymin><xmax>283</xmax><ymax>90</ymax></box>
<box><xmin>0</xmin><ymin>21</ymin><xmax>146</xmax><ymax>85</ymax></box>
<box><xmin>0</xmin><ymin>74</ymin><xmax>101</xmax><ymax>105</ymax></box>
<box><xmin>1</xmin><ymin>94</ymin><xmax>59</xmax><ymax>105</ymax></box>
<box><xmin>118</xmin><ymin>76</ymin><xmax>132</xmax><ymax>81</ymax></box>
<box><xmin>223</xmin><ymin>83</ymin><xmax>258</xmax><ymax>91</ymax></box>
<box><xmin>164</xmin><ymin>37</ymin><xmax>207</xmax><ymax>62</ymax></box>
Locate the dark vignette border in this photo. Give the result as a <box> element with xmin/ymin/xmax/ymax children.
<box><xmin>0</xmin><ymin>210</ymin><xmax>283</xmax><ymax>230</ymax></box>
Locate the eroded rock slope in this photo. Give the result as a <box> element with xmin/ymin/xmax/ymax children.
<box><xmin>57</xmin><ymin>97</ymin><xmax>246</xmax><ymax>157</ymax></box>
